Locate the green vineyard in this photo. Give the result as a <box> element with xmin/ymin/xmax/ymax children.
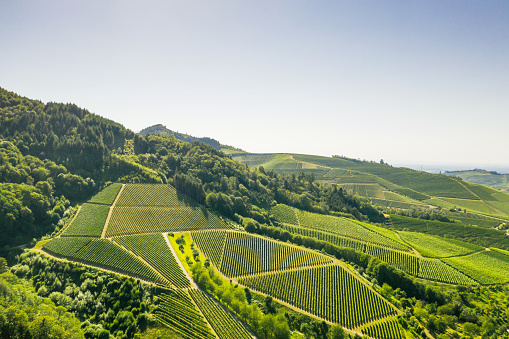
<box><xmin>361</xmin><ymin>317</ymin><xmax>403</xmax><ymax>339</ymax></box>
<box><xmin>271</xmin><ymin>204</ymin><xmax>299</xmax><ymax>225</ymax></box>
<box><xmin>191</xmin><ymin>230</ymin><xmax>228</xmax><ymax>269</ymax></box>
<box><xmin>154</xmin><ymin>290</ymin><xmax>216</xmax><ymax>339</ymax></box>
<box><xmin>364</xmin><ymin>245</ymin><xmax>419</xmax><ymax>276</ymax></box>
<box><xmin>294</xmin><ymin>209</ymin><xmax>409</xmax><ymax>251</ymax></box>
<box><xmin>399</xmin><ymin>231</ymin><xmax>482</xmax><ymax>258</ymax></box>
<box><xmin>193</xmin><ymin>230</ymin><xmax>333</xmax><ymax>277</ymax></box>
<box><xmin>390</xmin><ymin>215</ymin><xmax>509</xmax><ymax>250</ymax></box>
<box><xmin>106</xmin><ymin>206</ymin><xmax>231</xmax><ymax>237</ymax></box>
<box><xmin>88</xmin><ymin>183</ymin><xmax>123</xmax><ymax>205</ymax></box>
<box><xmin>239</xmin><ymin>264</ymin><xmax>396</xmax><ymax>328</ymax></box>
<box><xmin>418</xmin><ymin>258</ymin><xmax>476</xmax><ymax>285</ymax></box>
<box><xmin>115</xmin><ymin>184</ymin><xmax>190</xmax><ymax>207</ymax></box>
<box><xmin>61</xmin><ymin>203</ymin><xmax>110</xmax><ymax>237</ymax></box>
<box><xmin>43</xmin><ymin>237</ymin><xmax>166</xmax><ymax>284</ymax></box>
<box><xmin>442</xmin><ymin>251</ymin><xmax>509</xmax><ymax>285</ymax></box>
<box><xmin>280</xmin><ymin>223</ymin><xmax>366</xmax><ymax>252</ymax></box>
<box><xmin>189</xmin><ymin>289</ymin><xmax>252</xmax><ymax>339</ymax></box>
<box><xmin>113</xmin><ymin>233</ymin><xmax>190</xmax><ymax>288</ymax></box>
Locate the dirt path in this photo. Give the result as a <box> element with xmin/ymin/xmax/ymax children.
<box><xmin>111</xmin><ymin>238</ymin><xmax>171</xmax><ymax>286</ymax></box>
<box><xmin>56</xmin><ymin>206</ymin><xmax>81</xmax><ymax>238</ymax></box>
<box><xmin>163</xmin><ymin>232</ymin><xmax>197</xmax><ymax>288</ymax></box>
<box><xmin>101</xmin><ymin>184</ymin><xmax>125</xmax><ymax>238</ymax></box>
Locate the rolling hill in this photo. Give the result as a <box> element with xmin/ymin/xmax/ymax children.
<box><xmin>446</xmin><ymin>169</ymin><xmax>509</xmax><ymax>193</ymax></box>
<box><xmin>139</xmin><ymin>124</ymin><xmax>243</xmax><ymax>154</ymax></box>
<box><xmin>232</xmin><ymin>153</ymin><xmax>509</xmax><ymax>219</ymax></box>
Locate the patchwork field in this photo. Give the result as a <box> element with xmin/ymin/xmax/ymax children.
<box><xmin>40</xmin><ymin>182</ymin><xmax>509</xmax><ymax>339</ymax></box>
<box><xmin>192</xmin><ymin>230</ymin><xmax>333</xmax><ymax>277</ymax></box>
<box><xmin>239</xmin><ymin>264</ymin><xmax>396</xmax><ymax>328</ymax></box>
<box><xmin>272</xmin><ymin>204</ymin><xmax>409</xmax><ymax>251</ymax></box>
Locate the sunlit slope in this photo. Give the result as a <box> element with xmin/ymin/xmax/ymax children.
<box><xmin>105</xmin><ymin>184</ymin><xmax>232</xmax><ymax>236</ymax></box>
<box><xmin>233</xmin><ymin>153</ymin><xmax>509</xmax><ymax>217</ymax></box>
<box><xmin>446</xmin><ymin>169</ymin><xmax>509</xmax><ymax>193</ymax></box>
<box><xmin>271</xmin><ymin>204</ymin><xmax>479</xmax><ymax>285</ymax></box>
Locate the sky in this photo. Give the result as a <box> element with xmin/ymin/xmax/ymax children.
<box><xmin>1</xmin><ymin>1</ymin><xmax>508</xmax><ymax>170</ymax></box>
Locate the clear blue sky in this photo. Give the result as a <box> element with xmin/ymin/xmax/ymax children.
<box><xmin>1</xmin><ymin>1</ymin><xmax>508</xmax><ymax>169</ymax></box>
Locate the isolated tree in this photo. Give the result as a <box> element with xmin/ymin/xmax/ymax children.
<box><xmin>328</xmin><ymin>324</ymin><xmax>345</xmax><ymax>338</ymax></box>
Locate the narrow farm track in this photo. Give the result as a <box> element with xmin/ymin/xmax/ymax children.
<box><xmin>101</xmin><ymin>183</ymin><xmax>125</xmax><ymax>238</ymax></box>
<box><xmin>394</xmin><ymin>231</ymin><xmax>422</xmax><ymax>257</ymax></box>
<box><xmin>163</xmin><ymin>232</ymin><xmax>197</xmax><ymax>288</ymax></box>
<box><xmin>56</xmin><ymin>206</ymin><xmax>81</xmax><ymax>238</ymax></box>
<box><xmin>112</xmin><ymin>238</ymin><xmax>172</xmax><ymax>286</ymax></box>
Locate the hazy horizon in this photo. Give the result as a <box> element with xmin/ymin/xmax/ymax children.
<box><xmin>1</xmin><ymin>1</ymin><xmax>508</xmax><ymax>168</ymax></box>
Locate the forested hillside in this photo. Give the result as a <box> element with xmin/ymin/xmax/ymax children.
<box><xmin>0</xmin><ymin>87</ymin><xmax>382</xmax><ymax>253</ymax></box>
<box><xmin>139</xmin><ymin>123</ymin><xmax>242</xmax><ymax>153</ymax></box>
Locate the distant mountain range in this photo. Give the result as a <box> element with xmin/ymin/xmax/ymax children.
<box><xmin>139</xmin><ymin>124</ymin><xmax>243</xmax><ymax>153</ymax></box>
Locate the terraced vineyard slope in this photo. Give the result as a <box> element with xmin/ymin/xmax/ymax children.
<box><xmin>193</xmin><ymin>230</ymin><xmax>333</xmax><ymax>277</ymax></box>
<box><xmin>88</xmin><ymin>183</ymin><xmax>123</xmax><ymax>205</ymax></box>
<box><xmin>154</xmin><ymin>290</ymin><xmax>216</xmax><ymax>339</ymax></box>
<box><xmin>239</xmin><ymin>264</ymin><xmax>396</xmax><ymax>328</ymax></box>
<box><xmin>43</xmin><ymin>237</ymin><xmax>167</xmax><ymax>284</ymax></box>
<box><xmin>272</xmin><ymin>205</ymin><xmax>410</xmax><ymax>251</ymax></box>
<box><xmin>113</xmin><ymin>233</ymin><xmax>190</xmax><ymax>288</ymax></box>
<box><xmin>398</xmin><ymin>231</ymin><xmax>482</xmax><ymax>258</ymax></box>
<box><xmin>390</xmin><ymin>215</ymin><xmax>509</xmax><ymax>250</ymax></box>
<box><xmin>442</xmin><ymin>251</ymin><xmax>509</xmax><ymax>284</ymax></box>
<box><xmin>61</xmin><ymin>203</ymin><xmax>110</xmax><ymax>237</ymax></box>
<box><xmin>361</xmin><ymin>317</ymin><xmax>403</xmax><ymax>339</ymax></box>
<box><xmin>105</xmin><ymin>184</ymin><xmax>231</xmax><ymax>237</ymax></box>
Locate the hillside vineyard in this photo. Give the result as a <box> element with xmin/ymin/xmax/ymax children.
<box><xmin>2</xmin><ymin>87</ymin><xmax>509</xmax><ymax>338</ymax></box>
<box><xmin>33</xmin><ymin>182</ymin><xmax>509</xmax><ymax>339</ymax></box>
